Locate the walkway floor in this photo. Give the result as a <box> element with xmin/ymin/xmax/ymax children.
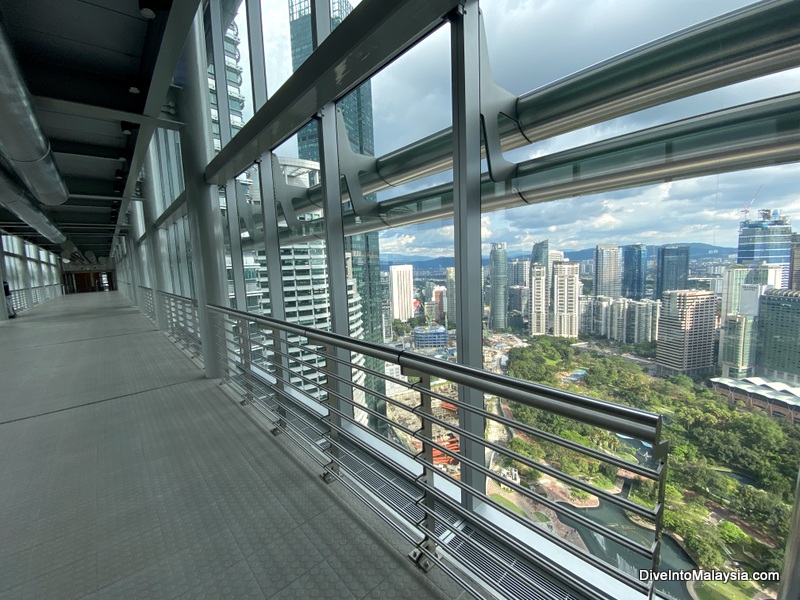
<box><xmin>0</xmin><ymin>292</ymin><xmax>463</xmax><ymax>600</ymax></box>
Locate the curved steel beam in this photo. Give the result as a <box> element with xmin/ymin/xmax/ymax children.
<box><xmin>265</xmin><ymin>93</ymin><xmax>800</xmax><ymax>244</ymax></box>
<box><xmin>284</xmin><ymin>0</ymin><xmax>800</xmax><ymax>214</ymax></box>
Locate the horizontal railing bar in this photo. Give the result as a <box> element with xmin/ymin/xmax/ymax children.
<box><xmin>408</xmin><ymin>430</ymin><xmax>655</xmax><ymax>557</ymax></box>
<box><xmin>412</xmin><ymin>470</ymin><xmax>651</xmax><ymax>596</ymax></box>
<box><xmin>208</xmin><ymin>304</ymin><xmax>660</xmax><ymax>441</ymax></box>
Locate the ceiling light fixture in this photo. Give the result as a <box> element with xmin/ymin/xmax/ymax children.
<box><xmin>121</xmin><ymin>122</ymin><xmax>134</xmax><ymax>136</ymax></box>
<box><xmin>139</xmin><ymin>1</ymin><xmax>157</xmax><ymax>19</ymax></box>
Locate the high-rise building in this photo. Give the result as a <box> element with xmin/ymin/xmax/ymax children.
<box><xmin>718</xmin><ymin>264</ymin><xmax>751</xmax><ymax>368</ymax></box>
<box><xmin>578</xmin><ymin>296</ymin><xmax>595</xmax><ymax>335</ymax></box>
<box><xmin>656</xmin><ymin>290</ymin><xmax>716</xmax><ymax>376</ymax></box>
<box><xmin>389</xmin><ymin>265</ymin><xmax>414</xmax><ymax>321</ymax></box>
<box><xmin>594</xmin><ymin>244</ymin><xmax>622</xmax><ymax>299</ymax></box>
<box><xmin>627</xmin><ymin>299</ymin><xmax>660</xmax><ymax>344</ymax></box>
<box><xmin>721</xmin><ymin>314</ymin><xmax>756</xmax><ymax>379</ymax></box>
<box><xmin>790</xmin><ymin>233</ymin><xmax>800</xmax><ymax>291</ymax></box>
<box><xmin>445</xmin><ymin>267</ymin><xmax>456</xmax><ymax>327</ymax></box>
<box><xmin>655</xmin><ymin>245</ymin><xmax>690</xmax><ymax>300</ymax></box>
<box><xmin>289</xmin><ymin>0</ymin><xmax>385</xmax><ymax>431</ymax></box>
<box><xmin>737</xmin><ymin>209</ymin><xmax>793</xmax><ymax>287</ymax></box>
<box><xmin>621</xmin><ymin>244</ymin><xmax>647</xmax><ymax>300</ymax></box>
<box><xmin>745</xmin><ymin>262</ymin><xmax>783</xmax><ymax>287</ymax></box>
<box><xmin>508</xmin><ymin>258</ymin><xmax>530</xmax><ymax>288</ymax></box>
<box><xmin>530</xmin><ymin>240</ymin><xmax>549</xmax><ymax>269</ymax></box>
<box><xmin>529</xmin><ymin>264</ymin><xmax>548</xmax><ymax>335</ymax></box>
<box><xmin>720</xmin><ymin>265</ymin><xmax>751</xmax><ymax>317</ymax></box>
<box><xmin>508</xmin><ymin>285</ymin><xmax>528</xmax><ymax>314</ymax></box>
<box><xmin>756</xmin><ymin>289</ymin><xmax>800</xmax><ymax>384</ymax></box>
<box><xmin>489</xmin><ymin>243</ymin><xmax>508</xmax><ymax>330</ymax></box>
<box><xmin>552</xmin><ymin>260</ymin><xmax>580</xmax><ymax>338</ymax></box>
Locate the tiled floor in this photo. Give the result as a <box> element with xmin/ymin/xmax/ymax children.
<box><xmin>0</xmin><ymin>293</ymin><xmax>463</xmax><ymax>599</ymax></box>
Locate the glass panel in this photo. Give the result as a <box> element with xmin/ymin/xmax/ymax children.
<box><xmin>472</xmin><ymin>2</ymin><xmax>799</xmax><ymax>595</ymax></box>
<box><xmin>337</xmin><ymin>25</ymin><xmax>458</xmax><ymax>482</ymax></box>
<box><xmin>264</xmin><ymin>0</ymin><xmax>310</xmax><ymax>97</ymax></box>
<box><xmin>273</xmin><ymin>129</ymin><xmax>330</xmax><ymax>405</ymax></box>
<box><xmin>234</xmin><ymin>162</ymin><xmax>269</xmax><ymax>316</ymax></box>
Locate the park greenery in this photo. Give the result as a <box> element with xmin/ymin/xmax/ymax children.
<box><xmin>504</xmin><ymin>335</ymin><xmax>798</xmax><ymax>573</ymax></box>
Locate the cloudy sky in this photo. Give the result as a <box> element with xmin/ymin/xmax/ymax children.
<box><xmin>236</xmin><ymin>0</ymin><xmax>800</xmax><ymax>258</ymax></box>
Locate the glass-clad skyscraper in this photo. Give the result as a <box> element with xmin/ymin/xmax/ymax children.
<box><xmin>289</xmin><ymin>0</ymin><xmax>386</xmax><ymax>432</ymax></box>
<box><xmin>489</xmin><ymin>242</ymin><xmax>508</xmax><ymax>330</ymax></box>
<box><xmin>655</xmin><ymin>245</ymin><xmax>690</xmax><ymax>300</ymax></box>
<box><xmin>622</xmin><ymin>243</ymin><xmax>647</xmax><ymax>300</ymax></box>
<box><xmin>737</xmin><ymin>209</ymin><xmax>793</xmax><ymax>287</ymax></box>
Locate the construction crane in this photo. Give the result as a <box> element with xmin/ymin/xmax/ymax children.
<box><xmin>741</xmin><ymin>185</ymin><xmax>762</xmax><ymax>221</ymax></box>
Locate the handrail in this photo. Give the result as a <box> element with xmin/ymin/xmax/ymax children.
<box><xmin>208</xmin><ymin>303</ymin><xmax>661</xmax><ymax>442</ymax></box>
<box><xmin>206</xmin><ymin>302</ymin><xmax>667</xmax><ymax>599</ymax></box>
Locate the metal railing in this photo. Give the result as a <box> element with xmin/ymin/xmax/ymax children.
<box><xmin>208</xmin><ymin>303</ymin><xmax>668</xmax><ymax>600</ymax></box>
<box><xmin>8</xmin><ymin>284</ymin><xmax>62</xmax><ymax>313</ymax></box>
<box><xmin>139</xmin><ymin>286</ymin><xmax>156</xmax><ymax>323</ymax></box>
<box><xmin>158</xmin><ymin>290</ymin><xmax>201</xmax><ymax>358</ymax></box>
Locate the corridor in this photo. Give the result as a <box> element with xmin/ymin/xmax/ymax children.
<box><xmin>0</xmin><ymin>293</ymin><xmax>460</xmax><ymax>599</ymax></box>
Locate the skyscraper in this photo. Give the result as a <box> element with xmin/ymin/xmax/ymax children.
<box><xmin>621</xmin><ymin>244</ymin><xmax>647</xmax><ymax>300</ymax></box>
<box><xmin>445</xmin><ymin>266</ymin><xmax>456</xmax><ymax>327</ymax></box>
<box><xmin>720</xmin><ymin>264</ymin><xmax>751</xmax><ymax>317</ymax></box>
<box><xmin>552</xmin><ymin>260</ymin><xmax>580</xmax><ymax>338</ymax></box>
<box><xmin>489</xmin><ymin>243</ymin><xmax>508</xmax><ymax>330</ymax></box>
<box><xmin>721</xmin><ymin>314</ymin><xmax>756</xmax><ymax>379</ymax></box>
<box><xmin>655</xmin><ymin>245</ymin><xmax>690</xmax><ymax>300</ymax></box>
<box><xmin>289</xmin><ymin>0</ymin><xmax>385</xmax><ymax>431</ymax></box>
<box><xmin>594</xmin><ymin>244</ymin><xmax>622</xmax><ymax>299</ymax></box>
<box><xmin>508</xmin><ymin>258</ymin><xmax>530</xmax><ymax>287</ymax></box>
<box><xmin>656</xmin><ymin>290</ymin><xmax>716</xmax><ymax>376</ymax></box>
<box><xmin>790</xmin><ymin>233</ymin><xmax>800</xmax><ymax>291</ymax></box>
<box><xmin>529</xmin><ymin>264</ymin><xmax>548</xmax><ymax>335</ymax></box>
<box><xmin>737</xmin><ymin>209</ymin><xmax>792</xmax><ymax>287</ymax></box>
<box><xmin>718</xmin><ymin>264</ymin><xmax>752</xmax><ymax>369</ymax></box>
<box><xmin>756</xmin><ymin>289</ymin><xmax>800</xmax><ymax>384</ymax></box>
<box><xmin>389</xmin><ymin>265</ymin><xmax>414</xmax><ymax>321</ymax></box>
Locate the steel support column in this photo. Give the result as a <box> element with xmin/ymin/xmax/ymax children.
<box><xmin>143</xmin><ymin>150</ymin><xmax>170</xmax><ymax>329</ymax></box>
<box><xmin>247</xmin><ymin>0</ymin><xmax>291</xmax><ymax>431</ymax></box>
<box><xmin>451</xmin><ymin>0</ymin><xmax>486</xmax><ymax>509</ymax></box>
<box><xmin>0</xmin><ymin>234</ymin><xmax>9</xmax><ymax>321</ymax></box>
<box><xmin>20</xmin><ymin>247</ymin><xmax>34</xmax><ymax>309</ymax></box>
<box><xmin>209</xmin><ymin>0</ymin><xmax>246</xmax><ymax>312</ymax></box>
<box><xmin>128</xmin><ymin>235</ymin><xmax>143</xmax><ymax>306</ymax></box>
<box><xmin>181</xmin><ymin>7</ymin><xmax>227</xmax><ymax>378</ymax></box>
<box><xmin>315</xmin><ymin>0</ymin><xmax>354</xmax><ymax>474</ymax></box>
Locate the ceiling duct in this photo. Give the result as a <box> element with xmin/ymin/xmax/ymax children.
<box><xmin>0</xmin><ymin>22</ymin><xmax>69</xmax><ymax>206</ymax></box>
<box><xmin>0</xmin><ymin>167</ymin><xmax>83</xmax><ymax>260</ymax></box>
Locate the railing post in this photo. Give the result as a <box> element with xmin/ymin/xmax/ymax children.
<box><xmin>142</xmin><ymin>151</ymin><xmax>169</xmax><ymax>330</ymax></box>
<box><xmin>0</xmin><ymin>235</ymin><xmax>9</xmax><ymax>322</ymax></box>
<box><xmin>406</xmin><ymin>369</ymin><xmax>438</xmax><ymax>572</ymax></box>
<box><xmin>180</xmin><ymin>6</ymin><xmax>227</xmax><ymax>379</ymax></box>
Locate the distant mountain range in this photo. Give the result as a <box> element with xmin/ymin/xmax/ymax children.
<box><xmin>380</xmin><ymin>243</ymin><xmax>737</xmax><ymax>270</ymax></box>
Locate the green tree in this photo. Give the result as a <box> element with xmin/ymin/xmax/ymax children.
<box><xmin>717</xmin><ymin>521</ymin><xmax>747</xmax><ymax>545</ymax></box>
